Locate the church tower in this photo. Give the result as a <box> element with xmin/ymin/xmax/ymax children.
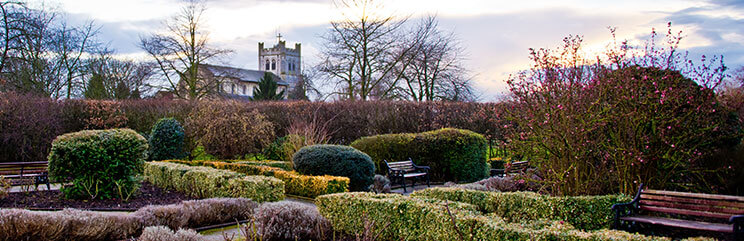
<box><xmin>258</xmin><ymin>34</ymin><xmax>302</xmax><ymax>89</ymax></box>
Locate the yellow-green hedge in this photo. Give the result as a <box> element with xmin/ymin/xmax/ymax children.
<box><xmin>143</xmin><ymin>162</ymin><xmax>284</xmax><ymax>202</ymax></box>
<box><xmin>316</xmin><ymin>192</ymin><xmax>672</xmax><ymax>241</ymax></box>
<box><xmin>167</xmin><ymin>160</ymin><xmax>349</xmax><ymax>198</ymax></box>
<box><xmin>411</xmin><ymin>187</ymin><xmax>630</xmax><ymax>230</ymax></box>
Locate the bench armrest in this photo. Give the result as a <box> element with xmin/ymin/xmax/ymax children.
<box><xmin>611</xmin><ymin>184</ymin><xmax>644</xmax><ymax>229</ymax></box>
<box><xmin>414</xmin><ymin>165</ymin><xmax>430</xmax><ymax>172</ymax></box>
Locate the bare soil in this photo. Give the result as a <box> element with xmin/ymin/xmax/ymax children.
<box><xmin>0</xmin><ymin>182</ymin><xmax>191</xmax><ymax>210</ymax></box>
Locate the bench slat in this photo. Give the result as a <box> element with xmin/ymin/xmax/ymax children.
<box><xmin>644</xmin><ymin>189</ymin><xmax>744</xmax><ymax>203</ymax></box>
<box><xmin>639</xmin><ymin>205</ymin><xmax>734</xmax><ymax>219</ymax></box>
<box><xmin>639</xmin><ymin>200</ymin><xmax>744</xmax><ymax>216</ymax></box>
<box><xmin>619</xmin><ymin>216</ymin><xmax>733</xmax><ymax>233</ymax></box>
<box><xmin>641</xmin><ymin>194</ymin><xmax>744</xmax><ymax>209</ymax></box>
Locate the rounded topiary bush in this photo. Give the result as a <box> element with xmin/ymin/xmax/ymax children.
<box><xmin>148</xmin><ymin>118</ymin><xmax>187</xmax><ymax>161</ymax></box>
<box><xmin>351</xmin><ymin>128</ymin><xmax>489</xmax><ymax>182</ymax></box>
<box><xmin>48</xmin><ymin>128</ymin><xmax>148</xmax><ymax>200</ymax></box>
<box><xmin>293</xmin><ymin>145</ymin><xmax>374</xmax><ymax>191</ymax></box>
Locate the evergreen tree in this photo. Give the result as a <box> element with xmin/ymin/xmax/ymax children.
<box><xmin>250</xmin><ymin>72</ymin><xmax>285</xmax><ymax>101</ymax></box>
<box><xmin>113</xmin><ymin>80</ymin><xmax>131</xmax><ymax>100</ymax></box>
<box><xmin>84</xmin><ymin>74</ymin><xmax>109</xmax><ymax>99</ymax></box>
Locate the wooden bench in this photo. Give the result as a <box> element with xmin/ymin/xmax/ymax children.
<box><xmin>490</xmin><ymin>161</ymin><xmax>529</xmax><ymax>177</ymax></box>
<box><xmin>384</xmin><ymin>159</ymin><xmax>430</xmax><ymax>193</ymax></box>
<box><xmin>0</xmin><ymin>161</ymin><xmax>51</xmax><ymax>190</ymax></box>
<box><xmin>612</xmin><ymin>184</ymin><xmax>743</xmax><ymax>239</ymax></box>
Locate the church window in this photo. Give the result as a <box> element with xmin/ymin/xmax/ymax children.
<box><xmin>271</xmin><ymin>60</ymin><xmax>276</xmax><ymax>70</ymax></box>
<box><xmin>265</xmin><ymin>60</ymin><xmax>270</xmax><ymax>70</ymax></box>
<box><xmin>242</xmin><ymin>85</ymin><xmax>246</xmax><ymax>95</ymax></box>
<box><xmin>231</xmin><ymin>84</ymin><xmax>235</xmax><ymax>94</ymax></box>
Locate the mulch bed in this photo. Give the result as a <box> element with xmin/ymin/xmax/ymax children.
<box><xmin>0</xmin><ymin>182</ymin><xmax>192</xmax><ymax>211</ymax></box>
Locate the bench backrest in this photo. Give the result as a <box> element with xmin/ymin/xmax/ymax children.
<box><xmin>639</xmin><ymin>189</ymin><xmax>744</xmax><ymax>221</ymax></box>
<box><xmin>506</xmin><ymin>161</ymin><xmax>529</xmax><ymax>173</ymax></box>
<box><xmin>385</xmin><ymin>160</ymin><xmax>415</xmax><ymax>173</ymax></box>
<box><xmin>0</xmin><ymin>161</ymin><xmax>48</xmax><ymax>178</ymax></box>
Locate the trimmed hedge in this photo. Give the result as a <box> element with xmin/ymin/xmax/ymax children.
<box><xmin>48</xmin><ymin>128</ymin><xmax>148</xmax><ymax>199</ymax></box>
<box><xmin>293</xmin><ymin>144</ymin><xmax>375</xmax><ymax>191</ymax></box>
<box><xmin>148</xmin><ymin>118</ymin><xmax>187</xmax><ymax>161</ymax></box>
<box><xmin>143</xmin><ymin>162</ymin><xmax>284</xmax><ymax>202</ymax></box>
<box><xmin>0</xmin><ymin>198</ymin><xmax>256</xmax><ymax>240</ymax></box>
<box><xmin>411</xmin><ymin>187</ymin><xmax>630</xmax><ymax>230</ymax></box>
<box><xmin>236</xmin><ymin>160</ymin><xmax>293</xmax><ymax>171</ymax></box>
<box><xmin>169</xmin><ymin>160</ymin><xmax>349</xmax><ymax>198</ymax></box>
<box><xmin>316</xmin><ymin>192</ymin><xmax>670</xmax><ymax>241</ymax></box>
<box><xmin>351</xmin><ymin>128</ymin><xmax>489</xmax><ymax>182</ymax></box>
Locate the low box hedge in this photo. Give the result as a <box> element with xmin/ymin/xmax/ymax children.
<box><xmin>143</xmin><ymin>162</ymin><xmax>284</xmax><ymax>202</ymax></box>
<box><xmin>411</xmin><ymin>188</ymin><xmax>630</xmax><ymax>231</ymax></box>
<box><xmin>168</xmin><ymin>160</ymin><xmax>349</xmax><ymax>198</ymax></box>
<box><xmin>316</xmin><ymin>192</ymin><xmax>682</xmax><ymax>241</ymax></box>
<box><xmin>350</xmin><ymin>128</ymin><xmax>489</xmax><ymax>182</ymax></box>
<box><xmin>236</xmin><ymin>160</ymin><xmax>293</xmax><ymax>170</ymax></box>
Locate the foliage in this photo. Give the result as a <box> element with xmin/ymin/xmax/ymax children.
<box><xmin>148</xmin><ymin>118</ymin><xmax>187</xmax><ymax>161</ymax></box>
<box><xmin>135</xmin><ymin>198</ymin><xmax>257</xmax><ymax>229</ymax></box>
<box><xmin>48</xmin><ymin>128</ymin><xmax>148</xmax><ymax>200</ymax></box>
<box><xmin>506</xmin><ymin>32</ymin><xmax>740</xmax><ymax>195</ymax></box>
<box><xmin>0</xmin><ymin>198</ymin><xmax>257</xmax><ymax>240</ymax></box>
<box><xmin>138</xmin><ymin>226</ymin><xmax>204</xmax><ymax>241</ymax></box>
<box><xmin>0</xmin><ymin>176</ymin><xmax>10</xmax><ymax>199</ymax></box>
<box><xmin>250</xmin><ymin>72</ymin><xmax>285</xmax><ymax>101</ymax></box>
<box><xmin>293</xmin><ymin>144</ymin><xmax>375</xmax><ymax>191</ymax></box>
<box><xmin>143</xmin><ymin>161</ymin><xmax>284</xmax><ymax>202</ymax></box>
<box><xmin>369</xmin><ymin>174</ymin><xmax>391</xmax><ymax>194</ymax></box>
<box><xmin>185</xmin><ymin>101</ymin><xmax>275</xmax><ymax>159</ymax></box>
<box><xmin>236</xmin><ymin>160</ymin><xmax>293</xmax><ymax>171</ymax></box>
<box><xmin>253</xmin><ymin>201</ymin><xmax>332</xmax><ymax>241</ymax></box>
<box><xmin>0</xmin><ymin>92</ymin><xmax>64</xmax><ymax>163</ymax></box>
<box><xmin>83</xmin><ymin>100</ymin><xmax>128</xmax><ymax>129</ymax></box>
<box><xmin>351</xmin><ymin>128</ymin><xmax>489</xmax><ymax>182</ymax></box>
<box><xmin>316</xmin><ymin>192</ymin><xmax>664</xmax><ymax>241</ymax></box>
<box><xmin>411</xmin><ymin>187</ymin><xmax>630</xmax><ymax>231</ymax></box>
<box><xmin>171</xmin><ymin>160</ymin><xmax>349</xmax><ymax>198</ymax></box>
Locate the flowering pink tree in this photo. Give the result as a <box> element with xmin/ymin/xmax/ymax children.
<box><xmin>506</xmin><ymin>24</ymin><xmax>740</xmax><ymax>196</ymax></box>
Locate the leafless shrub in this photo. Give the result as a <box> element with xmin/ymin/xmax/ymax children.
<box><xmin>252</xmin><ymin>201</ymin><xmax>332</xmax><ymax>241</ymax></box>
<box><xmin>135</xmin><ymin>198</ymin><xmax>257</xmax><ymax>229</ymax></box>
<box><xmin>138</xmin><ymin>226</ymin><xmax>205</xmax><ymax>241</ymax></box>
<box><xmin>369</xmin><ymin>175</ymin><xmax>391</xmax><ymax>194</ymax></box>
<box><xmin>0</xmin><ymin>208</ymin><xmax>142</xmax><ymax>241</ymax></box>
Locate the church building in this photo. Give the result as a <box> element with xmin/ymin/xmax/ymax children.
<box><xmin>206</xmin><ymin>35</ymin><xmax>302</xmax><ymax>99</ymax></box>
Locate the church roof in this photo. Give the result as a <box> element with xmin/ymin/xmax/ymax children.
<box><xmin>202</xmin><ymin>64</ymin><xmax>288</xmax><ymax>86</ymax></box>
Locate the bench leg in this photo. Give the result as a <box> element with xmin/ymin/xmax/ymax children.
<box><xmin>402</xmin><ymin>178</ymin><xmax>407</xmax><ymax>193</ymax></box>
<box><xmin>426</xmin><ymin>175</ymin><xmax>430</xmax><ymax>187</ymax></box>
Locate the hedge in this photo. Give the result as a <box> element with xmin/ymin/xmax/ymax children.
<box><xmin>168</xmin><ymin>160</ymin><xmax>349</xmax><ymax>198</ymax></box>
<box><xmin>351</xmin><ymin>128</ymin><xmax>489</xmax><ymax>182</ymax></box>
<box><xmin>0</xmin><ymin>198</ymin><xmax>256</xmax><ymax>240</ymax></box>
<box><xmin>143</xmin><ymin>162</ymin><xmax>284</xmax><ymax>202</ymax></box>
<box><xmin>411</xmin><ymin>187</ymin><xmax>630</xmax><ymax>230</ymax></box>
<box><xmin>236</xmin><ymin>160</ymin><xmax>293</xmax><ymax>170</ymax></box>
<box><xmin>316</xmin><ymin>192</ymin><xmax>682</xmax><ymax>241</ymax></box>
<box><xmin>48</xmin><ymin>128</ymin><xmax>148</xmax><ymax>200</ymax></box>
<box><xmin>293</xmin><ymin>144</ymin><xmax>375</xmax><ymax>191</ymax></box>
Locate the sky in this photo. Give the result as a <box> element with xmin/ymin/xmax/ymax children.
<box><xmin>30</xmin><ymin>0</ymin><xmax>744</xmax><ymax>101</ymax></box>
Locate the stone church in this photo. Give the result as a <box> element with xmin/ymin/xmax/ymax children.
<box><xmin>205</xmin><ymin>36</ymin><xmax>302</xmax><ymax>99</ymax></box>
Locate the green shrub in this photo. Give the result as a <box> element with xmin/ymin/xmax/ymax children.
<box><xmin>410</xmin><ymin>187</ymin><xmax>630</xmax><ymax>230</ymax></box>
<box><xmin>316</xmin><ymin>192</ymin><xmax>666</xmax><ymax>241</ymax></box>
<box><xmin>351</xmin><ymin>128</ymin><xmax>489</xmax><ymax>182</ymax></box>
<box><xmin>293</xmin><ymin>145</ymin><xmax>374</xmax><ymax>191</ymax></box>
<box><xmin>0</xmin><ymin>176</ymin><xmax>10</xmax><ymax>199</ymax></box>
<box><xmin>148</xmin><ymin>118</ymin><xmax>187</xmax><ymax>161</ymax></box>
<box><xmin>171</xmin><ymin>160</ymin><xmax>349</xmax><ymax>198</ymax></box>
<box><xmin>237</xmin><ymin>160</ymin><xmax>293</xmax><ymax>171</ymax></box>
<box><xmin>48</xmin><ymin>129</ymin><xmax>148</xmax><ymax>200</ymax></box>
<box><xmin>143</xmin><ymin>162</ymin><xmax>284</xmax><ymax>202</ymax></box>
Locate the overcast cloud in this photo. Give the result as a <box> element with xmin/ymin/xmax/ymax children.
<box><xmin>32</xmin><ymin>0</ymin><xmax>744</xmax><ymax>101</ymax></box>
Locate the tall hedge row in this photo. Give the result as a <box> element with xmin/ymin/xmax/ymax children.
<box><xmin>0</xmin><ymin>92</ymin><xmax>508</xmax><ymax>163</ymax></box>
<box><xmin>351</xmin><ymin>128</ymin><xmax>489</xmax><ymax>182</ymax></box>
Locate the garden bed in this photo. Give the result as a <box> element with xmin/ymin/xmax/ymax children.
<box><xmin>0</xmin><ymin>181</ymin><xmax>190</xmax><ymax>210</ymax></box>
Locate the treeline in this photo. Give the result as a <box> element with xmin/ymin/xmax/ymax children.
<box><xmin>0</xmin><ymin>92</ymin><xmax>508</xmax><ymax>163</ymax></box>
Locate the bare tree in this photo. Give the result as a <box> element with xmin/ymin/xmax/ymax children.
<box><xmin>83</xmin><ymin>50</ymin><xmax>155</xmax><ymax>99</ymax></box>
<box><xmin>318</xmin><ymin>0</ymin><xmax>423</xmax><ymax>100</ymax></box>
<box><xmin>140</xmin><ymin>0</ymin><xmax>231</xmax><ymax>101</ymax></box>
<box><xmin>0</xmin><ymin>2</ymin><xmax>99</xmax><ymax>99</ymax></box>
<box><xmin>394</xmin><ymin>16</ymin><xmax>475</xmax><ymax>101</ymax></box>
